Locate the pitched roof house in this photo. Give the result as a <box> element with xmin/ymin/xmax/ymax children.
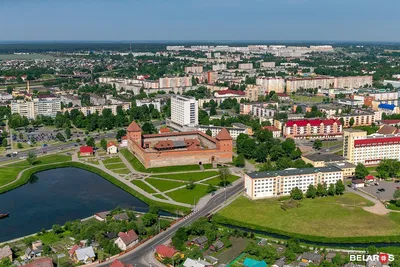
<box><xmin>114</xmin><ymin>230</ymin><xmax>139</xmax><ymax>251</ymax></box>
<box><xmin>72</xmin><ymin>246</ymin><xmax>96</xmax><ymax>263</ymax></box>
<box><xmin>155</xmin><ymin>245</ymin><xmax>179</xmax><ymax>260</ymax></box>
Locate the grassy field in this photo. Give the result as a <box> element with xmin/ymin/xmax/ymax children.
<box><xmin>120</xmin><ymin>149</ymin><xmax>209</xmax><ymax>173</ymax></box>
<box><xmin>321</xmin><ymin>140</ymin><xmax>343</xmax><ymax>148</ymax></box>
<box><xmin>11</xmin><ymin>154</ymin><xmax>72</xmax><ymax>167</ymax></box>
<box><xmin>153</xmin><ymin>194</ymin><xmax>168</xmax><ymax>200</ymax></box>
<box><xmin>166</xmin><ymin>184</ymin><xmax>209</xmax><ymax>204</ymax></box>
<box><xmin>132</xmin><ymin>180</ymin><xmax>157</xmax><ymax>193</ymax></box>
<box><xmin>203</xmin><ymin>174</ymin><xmax>241</xmax><ymax>186</ymax></box>
<box><xmin>103</xmin><ymin>157</ymin><xmax>122</xmax><ymax>164</ymax></box>
<box><xmin>146</xmin><ymin>178</ymin><xmax>185</xmax><ymax>192</ymax></box>
<box><xmin>367</xmin><ymin>166</ymin><xmax>378</xmax><ymax>176</ymax></box>
<box><xmin>291</xmin><ymin>95</ymin><xmax>324</xmax><ymax>103</ymax></box>
<box><xmin>1</xmin><ymin>166</ymin><xmax>26</xmax><ymax>186</ymax></box>
<box><xmin>216</xmin><ymin>194</ymin><xmax>400</xmax><ymax>238</ymax></box>
<box><xmin>151</xmin><ymin>171</ymin><xmax>219</xmax><ymax>182</ymax></box>
<box><xmin>104</xmin><ymin>163</ymin><xmax>127</xmax><ymax>170</ymax></box>
<box><xmin>112</xmin><ymin>168</ymin><xmax>131</xmax><ymax>174</ymax></box>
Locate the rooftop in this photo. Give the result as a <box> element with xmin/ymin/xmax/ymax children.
<box><xmin>246</xmin><ymin>166</ymin><xmax>342</xmax><ymax>179</ymax></box>
<box><xmin>302</xmin><ymin>153</ymin><xmax>345</xmax><ymax>162</ymax></box>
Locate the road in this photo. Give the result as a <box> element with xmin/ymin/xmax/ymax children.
<box><xmin>0</xmin><ymin>132</ymin><xmax>116</xmax><ymax>163</ymax></box>
<box><xmin>98</xmin><ymin>182</ymin><xmax>244</xmax><ymax>267</ymax></box>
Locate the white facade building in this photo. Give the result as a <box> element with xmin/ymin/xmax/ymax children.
<box><xmin>11</xmin><ymin>98</ymin><xmax>61</xmax><ymax>119</ymax></box>
<box><xmin>136</xmin><ymin>99</ymin><xmax>162</xmax><ymax>111</ymax></box>
<box><xmin>170</xmin><ymin>95</ymin><xmax>198</xmax><ymax>130</ymax></box>
<box><xmin>244</xmin><ymin>166</ymin><xmax>343</xmax><ymax>199</ymax></box>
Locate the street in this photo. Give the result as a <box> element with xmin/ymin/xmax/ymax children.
<box><xmin>97</xmin><ymin>182</ymin><xmax>244</xmax><ymax>267</ymax></box>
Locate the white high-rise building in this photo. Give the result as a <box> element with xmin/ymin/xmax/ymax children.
<box><xmin>169</xmin><ymin>95</ymin><xmax>198</xmax><ymax>131</ymax></box>
<box><xmin>11</xmin><ymin>98</ymin><xmax>61</xmax><ymax>119</ymax></box>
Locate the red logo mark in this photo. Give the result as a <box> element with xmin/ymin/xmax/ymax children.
<box><xmin>380</xmin><ymin>254</ymin><xmax>389</xmax><ymax>264</ymax></box>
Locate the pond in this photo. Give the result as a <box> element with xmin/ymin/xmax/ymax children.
<box><xmin>0</xmin><ymin>167</ymin><xmax>150</xmax><ymax>242</ymax></box>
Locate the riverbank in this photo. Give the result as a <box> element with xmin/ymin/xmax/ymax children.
<box><xmin>1</xmin><ymin>160</ymin><xmax>191</xmax><ymax>215</ymax></box>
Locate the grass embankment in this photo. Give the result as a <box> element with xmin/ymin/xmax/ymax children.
<box><xmin>214</xmin><ymin>194</ymin><xmax>400</xmax><ymax>243</ymax></box>
<box><xmin>146</xmin><ymin>178</ymin><xmax>185</xmax><ymax>192</ymax></box>
<box><xmin>151</xmin><ymin>171</ymin><xmax>219</xmax><ymax>182</ymax></box>
<box><xmin>291</xmin><ymin>95</ymin><xmax>324</xmax><ymax>103</ymax></box>
<box><xmin>102</xmin><ymin>157</ymin><xmax>122</xmax><ymax>164</ymax></box>
<box><xmin>0</xmin><ymin>161</ymin><xmax>190</xmax><ymax>214</ymax></box>
<box><xmin>167</xmin><ymin>184</ymin><xmax>209</xmax><ymax>204</ymax></box>
<box><xmin>132</xmin><ymin>180</ymin><xmax>157</xmax><ymax>194</ymax></box>
<box><xmin>120</xmin><ymin>149</ymin><xmax>212</xmax><ymax>173</ymax></box>
<box><xmin>203</xmin><ymin>174</ymin><xmax>241</xmax><ymax>186</ymax></box>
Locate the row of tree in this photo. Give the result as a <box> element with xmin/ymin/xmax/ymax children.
<box><xmin>290</xmin><ymin>180</ymin><xmax>345</xmax><ymax>200</ymax></box>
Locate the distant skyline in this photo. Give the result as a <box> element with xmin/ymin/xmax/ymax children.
<box><xmin>1</xmin><ymin>0</ymin><xmax>399</xmax><ymax>42</ymax></box>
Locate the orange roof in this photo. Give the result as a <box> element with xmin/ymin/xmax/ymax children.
<box><xmin>215</xmin><ymin>128</ymin><xmax>232</xmax><ymax>140</ymax></box>
<box><xmin>107</xmin><ymin>141</ymin><xmax>117</xmax><ymax>148</ymax></box>
<box><xmin>121</xmin><ymin>136</ymin><xmax>128</xmax><ymax>140</ymax></box>
<box><xmin>159</xmin><ymin>128</ymin><xmax>171</xmax><ymax>133</ymax></box>
<box><xmin>127</xmin><ymin>121</ymin><xmax>141</xmax><ymax>132</ymax></box>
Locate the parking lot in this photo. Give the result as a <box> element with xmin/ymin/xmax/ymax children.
<box><xmin>362</xmin><ymin>181</ymin><xmax>400</xmax><ymax>201</ymax></box>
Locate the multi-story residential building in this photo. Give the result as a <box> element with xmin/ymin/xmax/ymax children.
<box><xmin>212</xmin><ymin>64</ymin><xmax>227</xmax><ymax>71</ymax></box>
<box><xmin>168</xmin><ymin>95</ymin><xmax>198</xmax><ymax>131</ymax></box>
<box><xmin>90</xmin><ymin>94</ymin><xmax>106</xmax><ymax>106</ymax></box>
<box><xmin>60</xmin><ymin>95</ymin><xmax>81</xmax><ymax>107</ymax></box>
<box><xmin>184</xmin><ymin>65</ymin><xmax>203</xmax><ymax>74</ymax></box>
<box><xmin>136</xmin><ymin>99</ymin><xmax>162</xmax><ymax>111</ymax></box>
<box><xmin>143</xmin><ymin>80</ymin><xmax>160</xmax><ymax>89</ymax></box>
<box><xmin>62</xmin><ymin>103</ymin><xmax>131</xmax><ymax>116</ymax></box>
<box><xmin>159</xmin><ymin>76</ymin><xmax>192</xmax><ymax>88</ymax></box>
<box><xmin>204</xmin><ymin>71</ymin><xmax>218</xmax><ymax>84</ymax></box>
<box><xmin>334</xmin><ymin>76</ymin><xmax>373</xmax><ymax>89</ymax></box>
<box><xmin>343</xmin><ymin>129</ymin><xmax>400</xmax><ymax>165</ymax></box>
<box><xmin>260</xmin><ymin>62</ymin><xmax>276</xmax><ymax>68</ymax></box>
<box><xmin>245</xmin><ymin>85</ymin><xmax>261</xmax><ymax>101</ymax></box>
<box><xmin>283</xmin><ymin>119</ymin><xmax>343</xmax><ymax>139</ymax></box>
<box><xmin>240</xmin><ymin>102</ymin><xmax>279</xmax><ymax>116</ymax></box>
<box><xmin>378</xmin><ymin>103</ymin><xmax>400</xmax><ymax>115</ymax></box>
<box><xmin>256</xmin><ymin>77</ymin><xmax>285</xmax><ymax>93</ymax></box>
<box><xmin>238</xmin><ymin>63</ymin><xmax>253</xmax><ymax>70</ymax></box>
<box><xmin>244</xmin><ymin>166</ymin><xmax>344</xmax><ymax>199</ymax></box>
<box><xmin>302</xmin><ymin>153</ymin><xmax>356</xmax><ymax>177</ymax></box>
<box><xmin>262</xmin><ymin>126</ymin><xmax>281</xmax><ymax>138</ymax></box>
<box><xmin>197</xmin><ymin>123</ymin><xmax>253</xmax><ymax>140</ymax></box>
<box><xmin>330</xmin><ymin>111</ymin><xmax>377</xmax><ymax>128</ymax></box>
<box><xmin>11</xmin><ymin>98</ymin><xmax>61</xmax><ymax>119</ymax></box>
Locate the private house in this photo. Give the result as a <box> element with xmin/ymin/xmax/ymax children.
<box><xmin>0</xmin><ymin>245</ymin><xmax>12</xmax><ymax>261</ymax></box>
<box><xmin>25</xmin><ymin>241</ymin><xmax>43</xmax><ymax>259</ymax></box>
<box><xmin>120</xmin><ymin>136</ymin><xmax>128</xmax><ymax>148</ymax></box>
<box><xmin>72</xmin><ymin>246</ymin><xmax>96</xmax><ymax>264</ymax></box>
<box><xmin>22</xmin><ymin>257</ymin><xmax>54</xmax><ymax>267</ymax></box>
<box><xmin>115</xmin><ymin>230</ymin><xmax>139</xmax><ymax>251</ymax></box>
<box><xmin>155</xmin><ymin>245</ymin><xmax>180</xmax><ymax>261</ymax></box>
<box><xmin>301</xmin><ymin>252</ymin><xmax>323</xmax><ymax>265</ymax></box>
<box><xmin>243</xmin><ymin>258</ymin><xmax>267</xmax><ymax>267</ymax></box>
<box><xmin>190</xmin><ymin>236</ymin><xmax>208</xmax><ymax>247</ymax></box>
<box><xmin>110</xmin><ymin>259</ymin><xmax>133</xmax><ymax>267</ymax></box>
<box><xmin>68</xmin><ymin>245</ymin><xmax>80</xmax><ymax>258</ymax></box>
<box><xmin>351</xmin><ymin>179</ymin><xmax>365</xmax><ymax>189</ymax></box>
<box><xmin>272</xmin><ymin>257</ymin><xmax>286</xmax><ymax>267</ymax></box>
<box><xmin>183</xmin><ymin>258</ymin><xmax>212</xmax><ymax>267</ymax></box>
<box><xmin>209</xmin><ymin>241</ymin><xmax>224</xmax><ymax>252</ymax></box>
<box><xmin>94</xmin><ymin>211</ymin><xmax>110</xmax><ymax>222</ymax></box>
<box><xmin>113</xmin><ymin>213</ymin><xmax>129</xmax><ymax>221</ymax></box>
<box><xmin>80</xmin><ymin>146</ymin><xmax>94</xmax><ymax>157</ymax></box>
<box><xmin>107</xmin><ymin>141</ymin><xmax>118</xmax><ymax>154</ymax></box>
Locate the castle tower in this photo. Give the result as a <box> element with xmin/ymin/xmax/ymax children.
<box><xmin>127</xmin><ymin>121</ymin><xmax>142</xmax><ymax>145</ymax></box>
<box><xmin>215</xmin><ymin>128</ymin><xmax>233</xmax><ymax>152</ymax></box>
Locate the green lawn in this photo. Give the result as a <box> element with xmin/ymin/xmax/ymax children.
<box><xmin>0</xmin><ymin>167</ymin><xmax>26</xmax><ymax>186</ymax></box>
<box><xmin>120</xmin><ymin>149</ymin><xmax>205</xmax><ymax>173</ymax></box>
<box><xmin>291</xmin><ymin>95</ymin><xmax>324</xmax><ymax>103</ymax></box>
<box><xmin>153</xmin><ymin>193</ymin><xmax>168</xmax><ymax>200</ymax></box>
<box><xmin>132</xmin><ymin>180</ymin><xmax>157</xmax><ymax>193</ymax></box>
<box><xmin>321</xmin><ymin>140</ymin><xmax>343</xmax><ymax>148</ymax></box>
<box><xmin>104</xmin><ymin>163</ymin><xmax>127</xmax><ymax>170</ymax></box>
<box><xmin>112</xmin><ymin>168</ymin><xmax>131</xmax><ymax>174</ymax></box>
<box><xmin>146</xmin><ymin>178</ymin><xmax>185</xmax><ymax>192</ymax></box>
<box><xmin>11</xmin><ymin>154</ymin><xmax>72</xmax><ymax>167</ymax></box>
<box><xmin>203</xmin><ymin>174</ymin><xmax>241</xmax><ymax>186</ymax></box>
<box><xmin>216</xmin><ymin>194</ymin><xmax>400</xmax><ymax>239</ymax></box>
<box><xmin>103</xmin><ymin>157</ymin><xmax>122</xmax><ymax>164</ymax></box>
<box><xmin>151</xmin><ymin>171</ymin><xmax>219</xmax><ymax>182</ymax></box>
<box><xmin>166</xmin><ymin>184</ymin><xmax>209</xmax><ymax>204</ymax></box>
<box><xmin>367</xmin><ymin>166</ymin><xmax>378</xmax><ymax>175</ymax></box>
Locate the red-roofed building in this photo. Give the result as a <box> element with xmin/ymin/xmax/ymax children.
<box><xmin>110</xmin><ymin>259</ymin><xmax>133</xmax><ymax>267</ymax></box>
<box><xmin>107</xmin><ymin>141</ymin><xmax>118</xmax><ymax>154</ymax></box>
<box><xmin>262</xmin><ymin>126</ymin><xmax>281</xmax><ymax>138</ymax></box>
<box><xmin>365</xmin><ymin>175</ymin><xmax>375</xmax><ymax>181</ymax></box>
<box><xmin>214</xmin><ymin>89</ymin><xmax>246</xmax><ymax>97</ymax></box>
<box><xmin>120</xmin><ymin>136</ymin><xmax>128</xmax><ymax>148</ymax></box>
<box><xmin>114</xmin><ymin>230</ymin><xmax>139</xmax><ymax>251</ymax></box>
<box><xmin>283</xmin><ymin>119</ymin><xmax>343</xmax><ymax>139</ymax></box>
<box><xmin>79</xmin><ymin>146</ymin><xmax>94</xmax><ymax>157</ymax></box>
<box><xmin>155</xmin><ymin>245</ymin><xmax>180</xmax><ymax>260</ymax></box>
<box><xmin>381</xmin><ymin>120</ymin><xmax>400</xmax><ymax>126</ymax></box>
<box><xmin>22</xmin><ymin>257</ymin><xmax>54</xmax><ymax>267</ymax></box>
<box><xmin>68</xmin><ymin>245</ymin><xmax>80</xmax><ymax>257</ymax></box>
<box><xmin>159</xmin><ymin>127</ymin><xmax>172</xmax><ymax>134</ymax></box>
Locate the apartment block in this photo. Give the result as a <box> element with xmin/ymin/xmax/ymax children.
<box><xmin>343</xmin><ymin>129</ymin><xmax>400</xmax><ymax>165</ymax></box>
<box><xmin>185</xmin><ymin>65</ymin><xmax>203</xmax><ymax>74</ymax></box>
<box><xmin>11</xmin><ymin>98</ymin><xmax>61</xmax><ymax>119</ymax></box>
<box><xmin>334</xmin><ymin>76</ymin><xmax>373</xmax><ymax>89</ymax></box>
<box><xmin>330</xmin><ymin>111</ymin><xmax>377</xmax><ymax>128</ymax></box>
<box><xmin>212</xmin><ymin>64</ymin><xmax>227</xmax><ymax>71</ymax></box>
<box><xmin>244</xmin><ymin>166</ymin><xmax>344</xmax><ymax>199</ymax></box>
<box><xmin>169</xmin><ymin>95</ymin><xmax>198</xmax><ymax>131</ymax></box>
<box><xmin>197</xmin><ymin>123</ymin><xmax>252</xmax><ymax>140</ymax></box>
<box><xmin>159</xmin><ymin>76</ymin><xmax>192</xmax><ymax>88</ymax></box>
<box><xmin>238</xmin><ymin>63</ymin><xmax>253</xmax><ymax>70</ymax></box>
<box><xmin>62</xmin><ymin>103</ymin><xmax>131</xmax><ymax>116</ymax></box>
<box><xmin>283</xmin><ymin>119</ymin><xmax>343</xmax><ymax>139</ymax></box>
<box><xmin>260</xmin><ymin>62</ymin><xmax>276</xmax><ymax>68</ymax></box>
<box><xmin>204</xmin><ymin>71</ymin><xmax>218</xmax><ymax>84</ymax></box>
<box><xmin>256</xmin><ymin>77</ymin><xmax>285</xmax><ymax>93</ymax></box>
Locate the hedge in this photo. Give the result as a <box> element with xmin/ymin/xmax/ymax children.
<box><xmin>0</xmin><ymin>162</ymin><xmax>190</xmax><ymax>215</ymax></box>
<box><xmin>212</xmin><ymin>214</ymin><xmax>400</xmax><ymax>244</ymax></box>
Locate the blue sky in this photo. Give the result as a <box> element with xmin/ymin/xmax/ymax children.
<box><xmin>0</xmin><ymin>0</ymin><xmax>399</xmax><ymax>42</ymax></box>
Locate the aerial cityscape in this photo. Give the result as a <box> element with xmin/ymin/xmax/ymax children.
<box><xmin>2</xmin><ymin>1</ymin><xmax>400</xmax><ymax>267</ymax></box>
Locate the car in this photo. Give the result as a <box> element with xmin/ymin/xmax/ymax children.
<box><xmin>12</xmin><ymin>151</ymin><xmax>18</xmax><ymax>155</ymax></box>
<box><xmin>376</xmin><ymin>191</ymin><xmax>380</xmax><ymax>194</ymax></box>
<box><xmin>395</xmin><ymin>180</ymin><xmax>400</xmax><ymax>183</ymax></box>
<box><xmin>5</xmin><ymin>154</ymin><xmax>11</xmax><ymax>157</ymax></box>
<box><xmin>19</xmin><ymin>156</ymin><xmax>26</xmax><ymax>160</ymax></box>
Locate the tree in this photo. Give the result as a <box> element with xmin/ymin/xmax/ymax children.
<box><xmin>56</xmin><ymin>132</ymin><xmax>65</xmax><ymax>142</ymax></box>
<box><xmin>1</xmin><ymin>138</ymin><xmax>7</xmax><ymax>147</ymax></box>
<box><xmin>52</xmin><ymin>224</ymin><xmax>63</xmax><ymax>234</ymax></box>
<box><xmin>376</xmin><ymin>159</ymin><xmax>400</xmax><ymax>178</ymax></box>
<box><xmin>219</xmin><ymin>167</ymin><xmax>231</xmax><ymax>186</ymax></box>
<box><xmin>142</xmin><ymin>213</ymin><xmax>158</xmax><ymax>227</ymax></box>
<box><xmin>27</xmin><ymin>151</ymin><xmax>37</xmax><ymax>165</ymax></box>
<box><xmin>100</xmin><ymin>138</ymin><xmax>107</xmax><ymax>150</ymax></box>
<box><xmin>335</xmin><ymin>180</ymin><xmax>345</xmax><ymax>195</ymax></box>
<box><xmin>206</xmin><ymin>184</ymin><xmax>217</xmax><ymax>193</ymax></box>
<box><xmin>206</xmin><ymin>129</ymin><xmax>212</xmax><ymax>137</ymax></box>
<box><xmin>116</xmin><ymin>129</ymin><xmax>127</xmax><ymax>140</ymax></box>
<box><xmin>17</xmin><ymin>142</ymin><xmax>23</xmax><ymax>149</ymax></box>
<box><xmin>313</xmin><ymin>140</ymin><xmax>322</xmax><ymax>150</ymax></box>
<box><xmin>306</xmin><ymin>184</ymin><xmax>317</xmax><ymax>199</ymax></box>
<box><xmin>355</xmin><ymin>163</ymin><xmax>369</xmax><ymax>179</ymax></box>
<box><xmin>349</xmin><ymin>117</ymin><xmax>355</xmax><ymax>127</ymax></box>
<box><xmin>86</xmin><ymin>137</ymin><xmax>95</xmax><ymax>147</ymax></box>
<box><xmin>233</xmin><ymin>154</ymin><xmax>245</xmax><ymax>167</ymax></box>
<box><xmin>0</xmin><ymin>258</ymin><xmax>12</xmax><ymax>267</ymax></box>
<box><xmin>172</xmin><ymin>227</ymin><xmax>188</xmax><ymax>250</ymax></box>
<box><xmin>328</xmin><ymin>183</ymin><xmax>336</xmax><ymax>196</ymax></box>
<box><xmin>316</xmin><ymin>183</ymin><xmax>327</xmax><ymax>197</ymax></box>
<box><xmin>186</xmin><ymin>180</ymin><xmax>196</xmax><ymax>190</ymax></box>
<box><xmin>281</xmin><ymin>138</ymin><xmax>296</xmax><ymax>155</ymax></box>
<box><xmin>367</xmin><ymin>245</ymin><xmax>377</xmax><ymax>255</ymax></box>
<box><xmin>142</xmin><ymin>122</ymin><xmax>156</xmax><ymax>134</ymax></box>
<box><xmin>339</xmin><ymin>118</ymin><xmax>344</xmax><ymax>126</ymax></box>
<box><xmin>290</xmin><ymin>187</ymin><xmax>303</xmax><ymax>200</ymax></box>
<box><xmin>65</xmin><ymin>127</ymin><xmax>71</xmax><ymax>139</ymax></box>
<box><xmin>393</xmin><ymin>189</ymin><xmax>400</xmax><ymax>202</ymax></box>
